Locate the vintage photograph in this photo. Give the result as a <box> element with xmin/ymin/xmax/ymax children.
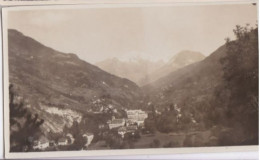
<box><xmin>2</xmin><ymin>1</ymin><xmax>258</xmax><ymax>158</ymax></box>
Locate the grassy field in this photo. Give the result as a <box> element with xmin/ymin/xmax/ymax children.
<box><xmin>87</xmin><ymin>127</ymin><xmax>231</xmax><ymax>150</ymax></box>
<box><xmin>133</xmin><ymin>130</ymin><xmax>214</xmax><ymax>148</ymax></box>
<box><xmin>133</xmin><ymin>132</ymin><xmax>185</xmax><ymax>148</ymax></box>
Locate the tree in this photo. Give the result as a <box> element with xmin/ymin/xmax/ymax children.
<box><xmin>220</xmin><ymin>25</ymin><xmax>258</xmax><ymax>140</ymax></box>
<box><xmin>105</xmin><ymin>134</ymin><xmax>123</xmax><ymax>149</ymax></box>
<box><xmin>9</xmin><ymin>84</ymin><xmax>44</xmax><ymax>152</ymax></box>
<box><xmin>71</xmin><ymin>135</ymin><xmax>87</xmax><ymax>150</ymax></box>
<box><xmin>156</xmin><ymin>105</ymin><xmax>178</xmax><ymax>133</ymax></box>
<box><xmin>144</xmin><ymin>113</ymin><xmax>157</xmax><ymax>133</ymax></box>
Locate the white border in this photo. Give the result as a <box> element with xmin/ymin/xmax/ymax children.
<box><xmin>2</xmin><ymin>2</ymin><xmax>259</xmax><ymax>159</ymax></box>
<box><xmin>0</xmin><ymin>0</ymin><xmax>258</xmax><ymax>6</ymax></box>
<box><xmin>0</xmin><ymin>6</ymin><xmax>3</xmax><ymax>159</ymax></box>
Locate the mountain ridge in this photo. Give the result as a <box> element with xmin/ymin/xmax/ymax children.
<box><xmin>139</xmin><ymin>50</ymin><xmax>205</xmax><ymax>86</ymax></box>
<box><xmin>96</xmin><ymin>51</ymin><xmax>205</xmax><ymax>86</ymax></box>
<box><xmin>8</xmin><ymin>29</ymin><xmax>144</xmax><ymax>133</ymax></box>
<box><xmin>96</xmin><ymin>57</ymin><xmax>165</xmax><ymax>86</ymax></box>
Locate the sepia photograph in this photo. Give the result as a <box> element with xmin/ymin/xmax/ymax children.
<box><xmin>2</xmin><ymin>1</ymin><xmax>258</xmax><ymax>158</ymax></box>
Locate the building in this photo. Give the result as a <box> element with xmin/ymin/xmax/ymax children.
<box><xmin>49</xmin><ymin>140</ymin><xmax>56</xmax><ymax>147</ymax></box>
<box><xmin>108</xmin><ymin>118</ymin><xmax>125</xmax><ymax>129</ymax></box>
<box><xmin>126</xmin><ymin>125</ymin><xmax>138</xmax><ymax>133</ymax></box>
<box><xmin>126</xmin><ymin>110</ymin><xmax>139</xmax><ymax>120</ymax></box>
<box><xmin>32</xmin><ymin>136</ymin><xmax>49</xmax><ymax>150</ymax></box>
<box><xmin>174</xmin><ymin>104</ymin><xmax>181</xmax><ymax>113</ymax></box>
<box><xmin>83</xmin><ymin>132</ymin><xmax>94</xmax><ymax>147</ymax></box>
<box><xmin>98</xmin><ymin>124</ymin><xmax>106</xmax><ymax>129</ymax></box>
<box><xmin>125</xmin><ymin>119</ymin><xmax>136</xmax><ymax>126</ymax></box>
<box><xmin>58</xmin><ymin>137</ymin><xmax>68</xmax><ymax>146</ymax></box>
<box><xmin>126</xmin><ymin>110</ymin><xmax>148</xmax><ymax>126</ymax></box>
<box><xmin>118</xmin><ymin>125</ymin><xmax>138</xmax><ymax>137</ymax></box>
<box><xmin>66</xmin><ymin>133</ymin><xmax>75</xmax><ymax>144</ymax></box>
<box><xmin>118</xmin><ymin>126</ymin><xmax>127</xmax><ymax>137</ymax></box>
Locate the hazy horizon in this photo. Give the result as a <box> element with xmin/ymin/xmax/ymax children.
<box><xmin>8</xmin><ymin>4</ymin><xmax>257</xmax><ymax>64</ymax></box>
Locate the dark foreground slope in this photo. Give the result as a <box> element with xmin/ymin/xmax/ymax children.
<box><xmin>144</xmin><ymin>28</ymin><xmax>258</xmax><ymax>146</ymax></box>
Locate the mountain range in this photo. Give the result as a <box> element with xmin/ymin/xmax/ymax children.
<box><xmin>139</xmin><ymin>50</ymin><xmax>205</xmax><ymax>85</ymax></box>
<box><xmin>8</xmin><ymin>28</ymin><xmax>258</xmax><ymax>146</ymax></box>
<box><xmin>7</xmin><ymin>29</ymin><xmax>217</xmax><ymax>133</ymax></box>
<box><xmin>96</xmin><ymin>58</ymin><xmax>165</xmax><ymax>86</ymax></box>
<box><xmin>96</xmin><ymin>51</ymin><xmax>205</xmax><ymax>86</ymax></box>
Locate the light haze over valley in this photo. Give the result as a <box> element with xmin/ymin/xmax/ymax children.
<box><xmin>7</xmin><ymin>3</ymin><xmax>258</xmax><ymax>153</ymax></box>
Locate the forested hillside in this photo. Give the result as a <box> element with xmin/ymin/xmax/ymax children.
<box><xmin>144</xmin><ymin>26</ymin><xmax>258</xmax><ymax>145</ymax></box>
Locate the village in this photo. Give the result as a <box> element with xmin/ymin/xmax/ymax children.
<box><xmin>31</xmin><ymin>109</ymin><xmax>148</xmax><ymax>151</ymax></box>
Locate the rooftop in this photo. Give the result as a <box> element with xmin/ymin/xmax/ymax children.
<box><xmin>118</xmin><ymin>127</ymin><xmax>127</xmax><ymax>132</ymax></box>
<box><xmin>83</xmin><ymin>132</ymin><xmax>94</xmax><ymax>136</ymax></box>
<box><xmin>126</xmin><ymin>126</ymin><xmax>138</xmax><ymax>130</ymax></box>
<box><xmin>126</xmin><ymin>110</ymin><xmax>146</xmax><ymax>115</ymax></box>
<box><xmin>111</xmin><ymin>119</ymin><xmax>124</xmax><ymax>124</ymax></box>
<box><xmin>58</xmin><ymin>137</ymin><xmax>67</xmax><ymax>143</ymax></box>
<box><xmin>38</xmin><ymin>136</ymin><xmax>49</xmax><ymax>144</ymax></box>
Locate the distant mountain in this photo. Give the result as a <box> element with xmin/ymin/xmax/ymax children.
<box><xmin>140</xmin><ymin>51</ymin><xmax>205</xmax><ymax>85</ymax></box>
<box><xmin>96</xmin><ymin>51</ymin><xmax>205</xmax><ymax>86</ymax></box>
<box><xmin>96</xmin><ymin>58</ymin><xmax>165</xmax><ymax>86</ymax></box>
<box><xmin>168</xmin><ymin>50</ymin><xmax>205</xmax><ymax>66</ymax></box>
<box><xmin>8</xmin><ymin>29</ymin><xmax>144</xmax><ymax>133</ymax></box>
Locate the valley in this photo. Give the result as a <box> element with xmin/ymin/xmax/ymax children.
<box><xmin>8</xmin><ymin>26</ymin><xmax>258</xmax><ymax>152</ymax></box>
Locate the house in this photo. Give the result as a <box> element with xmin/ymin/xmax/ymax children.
<box><xmin>138</xmin><ymin>122</ymin><xmax>145</xmax><ymax>128</ymax></box>
<box><xmin>126</xmin><ymin>110</ymin><xmax>148</xmax><ymax>120</ymax></box>
<box><xmin>136</xmin><ymin>117</ymin><xmax>147</xmax><ymax>126</ymax></box>
<box><xmin>83</xmin><ymin>132</ymin><xmax>94</xmax><ymax>147</ymax></box>
<box><xmin>126</xmin><ymin>110</ymin><xmax>148</xmax><ymax>126</ymax></box>
<box><xmin>112</xmin><ymin>108</ymin><xmax>118</xmax><ymax>113</ymax></box>
<box><xmin>118</xmin><ymin>125</ymin><xmax>138</xmax><ymax>137</ymax></box>
<box><xmin>66</xmin><ymin>133</ymin><xmax>75</xmax><ymax>144</ymax></box>
<box><xmin>174</xmin><ymin>104</ymin><xmax>181</xmax><ymax>113</ymax></box>
<box><xmin>126</xmin><ymin>110</ymin><xmax>140</xmax><ymax>120</ymax></box>
<box><xmin>58</xmin><ymin>137</ymin><xmax>68</xmax><ymax>146</ymax></box>
<box><xmin>155</xmin><ymin>110</ymin><xmax>161</xmax><ymax>115</ymax></box>
<box><xmin>118</xmin><ymin>126</ymin><xmax>127</xmax><ymax>137</ymax></box>
<box><xmin>125</xmin><ymin>119</ymin><xmax>136</xmax><ymax>126</ymax></box>
<box><xmin>49</xmin><ymin>140</ymin><xmax>56</xmax><ymax>147</ymax></box>
<box><xmin>98</xmin><ymin>124</ymin><xmax>105</xmax><ymax>129</ymax></box>
<box><xmin>126</xmin><ymin>125</ymin><xmax>138</xmax><ymax>131</ymax></box>
<box><xmin>126</xmin><ymin>126</ymin><xmax>138</xmax><ymax>134</ymax></box>
<box><xmin>108</xmin><ymin>118</ymin><xmax>125</xmax><ymax>129</ymax></box>
<box><xmin>32</xmin><ymin>136</ymin><xmax>49</xmax><ymax>150</ymax></box>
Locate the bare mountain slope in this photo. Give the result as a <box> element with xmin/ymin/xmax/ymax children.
<box><xmin>140</xmin><ymin>51</ymin><xmax>205</xmax><ymax>85</ymax></box>
<box><xmin>8</xmin><ymin>29</ymin><xmax>144</xmax><ymax>132</ymax></box>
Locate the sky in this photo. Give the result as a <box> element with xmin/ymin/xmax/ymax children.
<box><xmin>8</xmin><ymin>3</ymin><xmax>257</xmax><ymax>64</ymax></box>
